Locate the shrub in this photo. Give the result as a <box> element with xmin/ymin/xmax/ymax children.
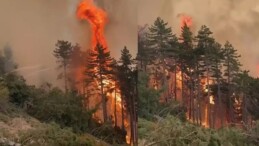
<box><xmin>139</xmin><ymin>115</ymin><xmax>256</xmax><ymax>146</ymax></box>
<box><xmin>27</xmin><ymin>87</ymin><xmax>94</xmax><ymax>133</ymax></box>
<box><xmin>4</xmin><ymin>73</ymin><xmax>30</xmax><ymax>107</ymax></box>
<box><xmin>19</xmin><ymin>122</ymin><xmax>93</xmax><ymax>146</ymax></box>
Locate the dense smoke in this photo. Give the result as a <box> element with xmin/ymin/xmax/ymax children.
<box><xmin>0</xmin><ymin>0</ymin><xmax>137</xmax><ymax>87</ymax></box>
<box><xmin>139</xmin><ymin>0</ymin><xmax>259</xmax><ymax>77</ymax></box>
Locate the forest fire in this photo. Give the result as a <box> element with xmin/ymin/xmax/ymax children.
<box><xmin>179</xmin><ymin>14</ymin><xmax>193</xmax><ymax>28</ymax></box>
<box><xmin>76</xmin><ymin>0</ymin><xmax>130</xmax><ymax>144</ymax></box>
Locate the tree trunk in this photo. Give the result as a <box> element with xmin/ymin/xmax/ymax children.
<box><xmin>121</xmin><ymin>95</ymin><xmax>125</xmax><ymax>130</ymax></box>
<box><xmin>134</xmin><ymin>71</ymin><xmax>138</xmax><ymax>145</ymax></box>
<box><xmin>100</xmin><ymin>74</ymin><xmax>107</xmax><ymax>122</ymax></box>
<box><xmin>189</xmin><ymin>86</ymin><xmax>192</xmax><ymax>120</ymax></box>
<box><xmin>64</xmin><ymin>64</ymin><xmax>68</xmax><ymax>93</ymax></box>
<box><xmin>181</xmin><ymin>64</ymin><xmax>185</xmax><ymax>106</ymax></box>
<box><xmin>227</xmin><ymin>57</ymin><xmax>232</xmax><ymax>125</ymax></box>
<box><xmin>217</xmin><ymin>80</ymin><xmax>223</xmax><ymax>127</ymax></box>
<box><xmin>195</xmin><ymin>63</ymin><xmax>202</xmax><ymax>125</ymax></box>
<box><xmin>174</xmin><ymin>65</ymin><xmax>177</xmax><ymax>101</ymax></box>
<box><xmin>114</xmin><ymin>83</ymin><xmax>117</xmax><ymax>127</ymax></box>
<box><xmin>191</xmin><ymin>84</ymin><xmax>195</xmax><ymax>122</ymax></box>
<box><xmin>206</xmin><ymin>61</ymin><xmax>211</xmax><ymax>127</ymax></box>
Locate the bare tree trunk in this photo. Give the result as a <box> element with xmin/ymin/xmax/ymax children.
<box><xmin>189</xmin><ymin>87</ymin><xmax>192</xmax><ymax>120</ymax></box>
<box><xmin>195</xmin><ymin>63</ymin><xmax>202</xmax><ymax>125</ymax></box>
<box><xmin>191</xmin><ymin>85</ymin><xmax>195</xmax><ymax>122</ymax></box>
<box><xmin>64</xmin><ymin>65</ymin><xmax>68</xmax><ymax>93</ymax></box>
<box><xmin>121</xmin><ymin>95</ymin><xmax>125</xmax><ymax>130</ymax></box>
<box><xmin>181</xmin><ymin>65</ymin><xmax>185</xmax><ymax>106</ymax></box>
<box><xmin>100</xmin><ymin>74</ymin><xmax>107</xmax><ymax>122</ymax></box>
<box><xmin>114</xmin><ymin>84</ymin><xmax>117</xmax><ymax>127</ymax></box>
<box><xmin>217</xmin><ymin>82</ymin><xmax>223</xmax><ymax>127</ymax></box>
<box><xmin>174</xmin><ymin>66</ymin><xmax>177</xmax><ymax>101</ymax></box>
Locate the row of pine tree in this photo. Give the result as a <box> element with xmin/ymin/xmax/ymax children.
<box><xmin>137</xmin><ymin>17</ymin><xmax>259</xmax><ymax>128</ymax></box>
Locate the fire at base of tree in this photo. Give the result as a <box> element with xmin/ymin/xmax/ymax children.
<box><xmin>52</xmin><ymin>39</ymin><xmax>137</xmax><ymax>145</ymax></box>
<box><xmin>137</xmin><ymin>16</ymin><xmax>259</xmax><ymax>145</ymax></box>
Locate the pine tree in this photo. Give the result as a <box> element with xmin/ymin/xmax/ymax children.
<box><xmin>117</xmin><ymin>46</ymin><xmax>137</xmax><ymax>145</ymax></box>
<box><xmin>85</xmin><ymin>43</ymin><xmax>113</xmax><ymax>123</ymax></box>
<box><xmin>178</xmin><ymin>23</ymin><xmax>195</xmax><ymax>120</ymax></box>
<box><xmin>222</xmin><ymin>41</ymin><xmax>241</xmax><ymax>124</ymax></box>
<box><xmin>137</xmin><ymin>25</ymin><xmax>150</xmax><ymax>71</ymax></box>
<box><xmin>147</xmin><ymin>17</ymin><xmax>178</xmax><ymax>101</ymax></box>
<box><xmin>234</xmin><ymin>70</ymin><xmax>252</xmax><ymax>124</ymax></box>
<box><xmin>110</xmin><ymin>59</ymin><xmax>119</xmax><ymax>127</ymax></box>
<box><xmin>195</xmin><ymin>25</ymin><xmax>215</xmax><ymax>127</ymax></box>
<box><xmin>210</xmin><ymin>42</ymin><xmax>224</xmax><ymax>128</ymax></box>
<box><xmin>53</xmin><ymin>40</ymin><xmax>73</xmax><ymax>92</ymax></box>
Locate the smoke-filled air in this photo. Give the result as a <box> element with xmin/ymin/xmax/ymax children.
<box><xmin>0</xmin><ymin>0</ymin><xmax>137</xmax><ymax>145</ymax></box>
<box><xmin>139</xmin><ymin>0</ymin><xmax>259</xmax><ymax>77</ymax></box>
<box><xmin>0</xmin><ymin>0</ymin><xmax>137</xmax><ymax>87</ymax></box>
<box><xmin>138</xmin><ymin>0</ymin><xmax>259</xmax><ymax>145</ymax></box>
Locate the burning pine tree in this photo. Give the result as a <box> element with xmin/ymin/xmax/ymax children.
<box><xmin>137</xmin><ymin>16</ymin><xmax>256</xmax><ymax>130</ymax></box>
<box><xmin>75</xmin><ymin>0</ymin><xmax>137</xmax><ymax>145</ymax></box>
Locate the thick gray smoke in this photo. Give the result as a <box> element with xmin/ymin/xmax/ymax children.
<box><xmin>0</xmin><ymin>0</ymin><xmax>137</xmax><ymax>87</ymax></box>
<box><xmin>139</xmin><ymin>0</ymin><xmax>259</xmax><ymax>77</ymax></box>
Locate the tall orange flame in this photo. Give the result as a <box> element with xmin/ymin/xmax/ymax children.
<box><xmin>76</xmin><ymin>0</ymin><xmax>131</xmax><ymax>144</ymax></box>
<box><xmin>77</xmin><ymin>0</ymin><xmax>107</xmax><ymax>49</ymax></box>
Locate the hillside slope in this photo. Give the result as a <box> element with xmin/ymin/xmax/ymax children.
<box><xmin>0</xmin><ymin>103</ymin><xmax>111</xmax><ymax>146</ymax></box>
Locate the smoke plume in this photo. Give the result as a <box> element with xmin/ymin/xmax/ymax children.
<box><xmin>0</xmin><ymin>0</ymin><xmax>137</xmax><ymax>87</ymax></box>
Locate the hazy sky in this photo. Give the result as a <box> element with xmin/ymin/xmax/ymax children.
<box><xmin>0</xmin><ymin>0</ymin><xmax>137</xmax><ymax>87</ymax></box>
<box><xmin>139</xmin><ymin>0</ymin><xmax>259</xmax><ymax>77</ymax></box>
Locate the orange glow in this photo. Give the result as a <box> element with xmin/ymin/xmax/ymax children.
<box><xmin>203</xmin><ymin>104</ymin><xmax>209</xmax><ymax>128</ymax></box>
<box><xmin>76</xmin><ymin>0</ymin><xmax>130</xmax><ymax>144</ymax></box>
<box><xmin>77</xmin><ymin>0</ymin><xmax>108</xmax><ymax>49</ymax></box>
<box><xmin>180</xmin><ymin>14</ymin><xmax>192</xmax><ymax>28</ymax></box>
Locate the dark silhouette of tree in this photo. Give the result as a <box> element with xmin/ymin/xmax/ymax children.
<box><xmin>146</xmin><ymin>17</ymin><xmax>178</xmax><ymax>101</ymax></box>
<box><xmin>53</xmin><ymin>40</ymin><xmax>73</xmax><ymax>92</ymax></box>
<box><xmin>85</xmin><ymin>43</ymin><xmax>113</xmax><ymax>123</ymax></box>
<box><xmin>117</xmin><ymin>46</ymin><xmax>138</xmax><ymax>145</ymax></box>
<box><xmin>223</xmin><ymin>41</ymin><xmax>241</xmax><ymax>124</ymax></box>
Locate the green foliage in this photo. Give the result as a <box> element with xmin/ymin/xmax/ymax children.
<box><xmin>20</xmin><ymin>122</ymin><xmax>93</xmax><ymax>146</ymax></box>
<box><xmin>147</xmin><ymin>17</ymin><xmax>178</xmax><ymax>53</ymax></box>
<box><xmin>117</xmin><ymin>46</ymin><xmax>137</xmax><ymax>114</ymax></box>
<box><xmin>138</xmin><ymin>72</ymin><xmax>161</xmax><ymax>120</ymax></box>
<box><xmin>53</xmin><ymin>40</ymin><xmax>75</xmax><ymax>91</ymax></box>
<box><xmin>27</xmin><ymin>87</ymin><xmax>94</xmax><ymax>133</ymax></box>
<box><xmin>156</xmin><ymin>101</ymin><xmax>187</xmax><ymax>122</ymax></box>
<box><xmin>91</xmin><ymin>123</ymin><xmax>127</xmax><ymax>145</ymax></box>
<box><xmin>138</xmin><ymin>118</ymin><xmax>156</xmax><ymax>139</ymax></box>
<box><xmin>245</xmin><ymin>77</ymin><xmax>259</xmax><ymax>120</ymax></box>
<box><xmin>53</xmin><ymin>40</ymin><xmax>73</xmax><ymax>67</ymax></box>
<box><xmin>4</xmin><ymin>73</ymin><xmax>31</xmax><ymax>107</ymax></box>
<box><xmin>223</xmin><ymin>41</ymin><xmax>241</xmax><ymax>83</ymax></box>
<box><xmin>139</xmin><ymin>115</ymin><xmax>255</xmax><ymax>146</ymax></box>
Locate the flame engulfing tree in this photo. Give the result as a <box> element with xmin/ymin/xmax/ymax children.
<box><xmin>85</xmin><ymin>43</ymin><xmax>113</xmax><ymax>123</ymax></box>
<box><xmin>138</xmin><ymin>16</ymin><xmax>253</xmax><ymax>129</ymax></box>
